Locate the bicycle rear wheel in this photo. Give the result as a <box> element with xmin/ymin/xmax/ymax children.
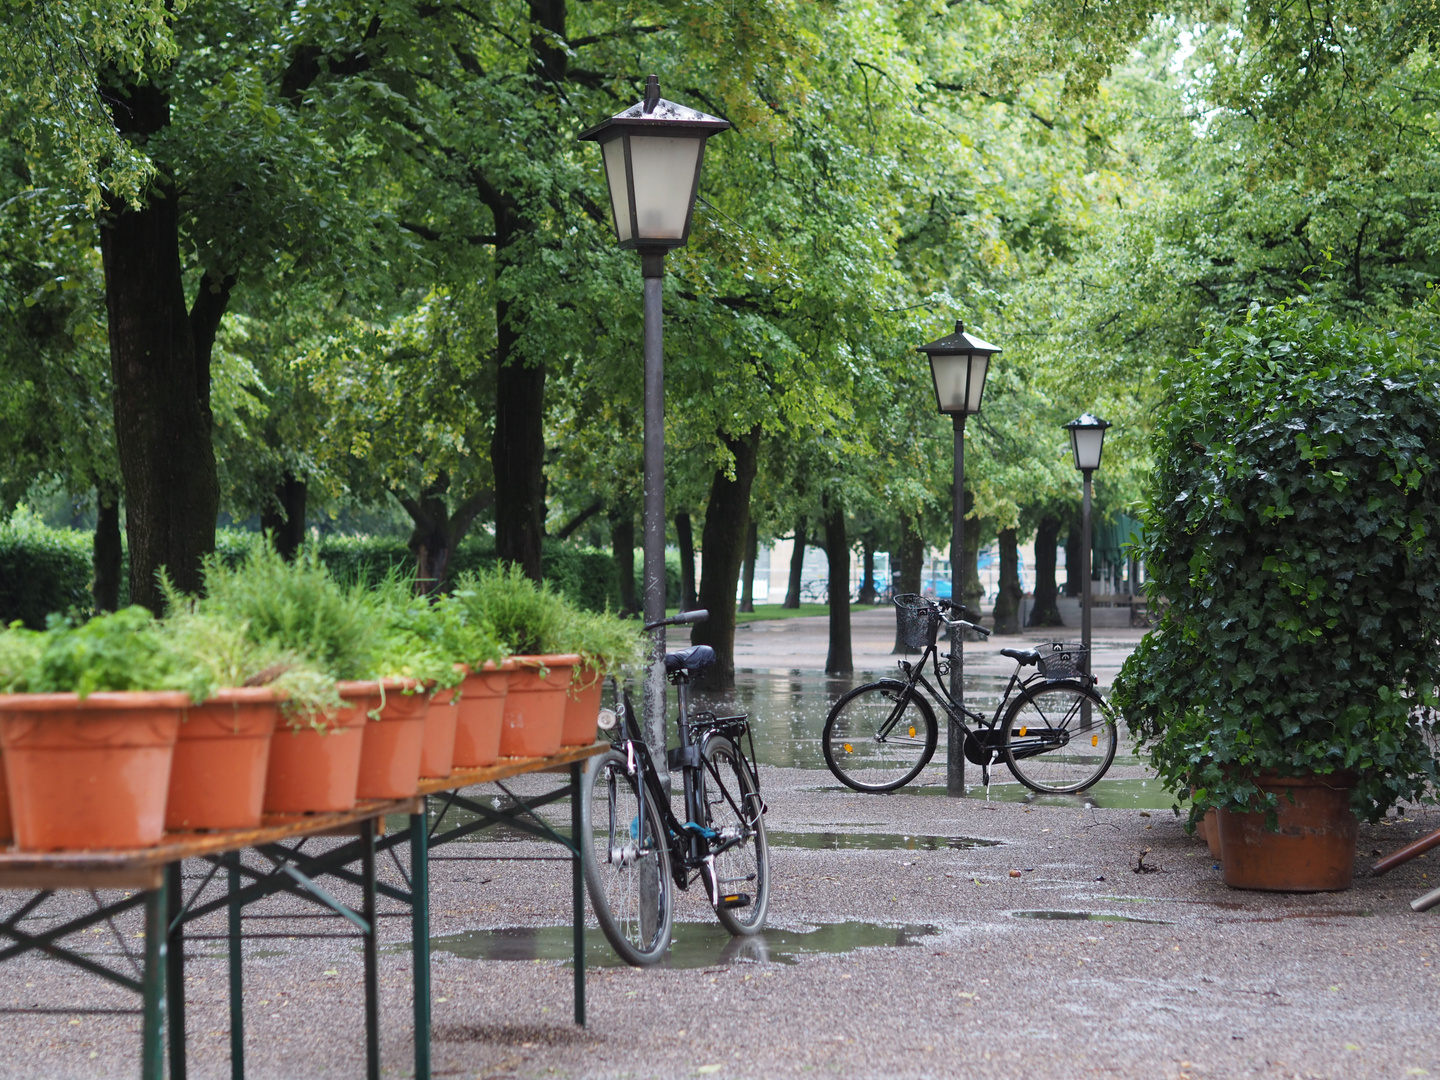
<box><xmin>1001</xmin><ymin>681</ymin><xmax>1118</xmax><ymax>793</ymax></box>
<box><xmin>699</xmin><ymin>735</ymin><xmax>769</xmax><ymax>935</ymax></box>
<box><xmin>580</xmin><ymin>749</ymin><xmax>673</xmax><ymax>966</ymax></box>
<box><xmin>822</xmin><ymin>680</ymin><xmax>938</xmax><ymax>793</ymax></box>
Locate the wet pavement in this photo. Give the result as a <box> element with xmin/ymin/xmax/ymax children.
<box><xmin>3</xmin><ymin>616</ymin><xmax>1439</xmax><ymax>1079</ymax></box>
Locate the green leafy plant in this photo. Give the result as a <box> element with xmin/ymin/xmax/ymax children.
<box><xmin>0</xmin><ymin>621</ymin><xmax>43</xmax><ymax>692</ymax></box>
<box><xmin>30</xmin><ymin>606</ymin><xmax>210</xmax><ymax>701</ymax></box>
<box><xmin>559</xmin><ymin>607</ymin><xmax>643</xmax><ymax>676</ymax></box>
<box><xmin>361</xmin><ymin>573</ymin><xmax>473</xmax><ymax>691</ymax></box>
<box><xmin>451</xmin><ymin>564</ymin><xmax>567</xmax><ymax>657</ymax></box>
<box><xmin>1112</xmin><ymin>300</ymin><xmax>1440</xmax><ymax>826</ymax></box>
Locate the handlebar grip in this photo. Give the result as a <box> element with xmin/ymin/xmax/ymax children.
<box><xmin>958</xmin><ymin>620</ymin><xmax>992</xmax><ymax>638</ymax></box>
<box><xmin>674</xmin><ymin>608</ymin><xmax>709</xmax><ymax>624</ymax></box>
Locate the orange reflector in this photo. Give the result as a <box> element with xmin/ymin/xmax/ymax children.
<box><xmin>908</xmin><ymin>725</ymin><xmax>916</xmax><ymax>738</ymax></box>
<box><xmin>1092</xmin><ymin>735</ymin><xmax>1099</xmax><ymax>747</ymax></box>
<box><xmin>843</xmin><ymin>743</ymin><xmax>853</xmax><ymax>753</ymax></box>
<box><xmin>1019</xmin><ymin>726</ymin><xmax>1028</xmax><ymax>737</ymax></box>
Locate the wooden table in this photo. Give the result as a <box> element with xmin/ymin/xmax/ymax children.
<box><xmin>0</xmin><ymin>743</ymin><xmax>606</xmax><ymax>1080</ymax></box>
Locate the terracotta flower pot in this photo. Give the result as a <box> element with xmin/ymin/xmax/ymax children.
<box><xmin>561</xmin><ymin>665</ymin><xmax>604</xmax><ymax>747</ymax></box>
<box><xmin>0</xmin><ymin>691</ymin><xmax>188</xmax><ymax>851</ymax></box>
<box><xmin>452</xmin><ymin>662</ymin><xmax>511</xmax><ymax>768</ymax></box>
<box><xmin>263</xmin><ymin>681</ymin><xmax>375</xmax><ymax>814</ymax></box>
<box><xmin>167</xmin><ymin>688</ymin><xmax>281</xmax><ymax>831</ymax></box>
<box><xmin>355</xmin><ymin>679</ymin><xmax>429</xmax><ymax>799</ymax></box>
<box><xmin>499</xmin><ymin>655</ymin><xmax>578</xmax><ymax>759</ymax></box>
<box><xmin>419</xmin><ymin>683</ymin><xmax>460</xmax><ymax>778</ymax></box>
<box><xmin>1217</xmin><ymin>772</ymin><xmax>1358</xmax><ymax>892</ymax></box>
<box><xmin>0</xmin><ymin>748</ymin><xmax>13</xmax><ymax>845</ymax></box>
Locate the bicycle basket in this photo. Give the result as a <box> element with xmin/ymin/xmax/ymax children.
<box><xmin>893</xmin><ymin>594</ymin><xmax>940</xmax><ymax>651</ymax></box>
<box><xmin>1036</xmin><ymin>642</ymin><xmax>1088</xmax><ymax>681</ymax></box>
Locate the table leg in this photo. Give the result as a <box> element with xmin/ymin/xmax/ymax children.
<box><xmin>227</xmin><ymin>853</ymin><xmax>245</xmax><ymax>1080</ymax></box>
<box><xmin>571</xmin><ymin>761</ymin><xmax>586</xmax><ymax>1028</ymax></box>
<box><xmin>362</xmin><ymin>817</ymin><xmax>380</xmax><ymax>1080</ymax></box>
<box><xmin>142</xmin><ymin>877</ymin><xmax>168</xmax><ymax>1080</ymax></box>
<box><xmin>411</xmin><ymin>801</ymin><xmax>431</xmax><ymax>1080</ymax></box>
<box><xmin>166</xmin><ymin>862</ymin><xmax>187</xmax><ymax>1080</ymax></box>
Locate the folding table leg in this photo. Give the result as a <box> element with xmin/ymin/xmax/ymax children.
<box><xmin>362</xmin><ymin>817</ymin><xmax>380</xmax><ymax>1080</ymax></box>
<box><xmin>227</xmin><ymin>853</ymin><xmax>245</xmax><ymax>1080</ymax></box>
<box><xmin>570</xmin><ymin>761</ymin><xmax>586</xmax><ymax>1028</ymax></box>
<box><xmin>410</xmin><ymin>802</ymin><xmax>431</xmax><ymax>1080</ymax></box>
<box><xmin>166</xmin><ymin>862</ymin><xmax>188</xmax><ymax>1080</ymax></box>
<box><xmin>142</xmin><ymin>877</ymin><xmax>168</xmax><ymax>1080</ymax></box>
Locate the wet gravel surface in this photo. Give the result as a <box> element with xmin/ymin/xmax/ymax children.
<box><xmin>3</xmin><ymin>764</ymin><xmax>1438</xmax><ymax>1079</ymax></box>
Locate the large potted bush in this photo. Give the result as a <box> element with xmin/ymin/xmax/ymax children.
<box><xmin>1114</xmin><ymin>302</ymin><xmax>1440</xmax><ymax>890</ymax></box>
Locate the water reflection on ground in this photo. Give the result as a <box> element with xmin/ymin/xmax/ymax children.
<box><xmin>767</xmin><ymin>830</ymin><xmax>1002</xmax><ymax>851</ymax></box>
<box><xmin>419</xmin><ymin>920</ymin><xmax>942</xmax><ymax>969</ymax></box>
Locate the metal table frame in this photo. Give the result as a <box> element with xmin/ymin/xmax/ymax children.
<box><xmin>0</xmin><ymin>744</ymin><xmax>601</xmax><ymax>1080</ymax></box>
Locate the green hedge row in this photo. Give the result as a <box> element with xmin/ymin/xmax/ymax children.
<box><xmin>0</xmin><ymin>521</ymin><xmax>622</xmax><ymax>627</ymax></box>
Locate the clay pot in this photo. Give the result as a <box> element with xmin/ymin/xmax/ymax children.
<box><xmin>0</xmin><ymin>748</ymin><xmax>12</xmax><ymax>845</ymax></box>
<box><xmin>452</xmin><ymin>662</ymin><xmax>511</xmax><ymax>768</ymax></box>
<box><xmin>499</xmin><ymin>655</ymin><xmax>578</xmax><ymax>758</ymax></box>
<box><xmin>355</xmin><ymin>679</ymin><xmax>429</xmax><ymax>799</ymax></box>
<box><xmin>1202</xmin><ymin>809</ymin><xmax>1222</xmax><ymax>859</ymax></box>
<box><xmin>561</xmin><ymin>665</ymin><xmax>604</xmax><ymax>747</ymax></box>
<box><xmin>167</xmin><ymin>688</ymin><xmax>281</xmax><ymax>831</ymax></box>
<box><xmin>1217</xmin><ymin>772</ymin><xmax>1358</xmax><ymax>892</ymax></box>
<box><xmin>0</xmin><ymin>691</ymin><xmax>188</xmax><ymax>851</ymax></box>
<box><xmin>263</xmin><ymin>682</ymin><xmax>374</xmax><ymax>814</ymax></box>
<box><xmin>419</xmin><ymin>684</ymin><xmax>460</xmax><ymax>779</ymax></box>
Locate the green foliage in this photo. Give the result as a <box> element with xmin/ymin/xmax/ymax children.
<box><xmin>428</xmin><ymin>593</ymin><xmax>506</xmax><ymax>674</ymax></box>
<box><xmin>0</xmin><ymin>623</ymin><xmax>44</xmax><ymax>693</ymax></box>
<box><xmin>361</xmin><ymin>572</ymin><xmax>472</xmax><ymax>689</ymax></box>
<box><xmin>198</xmin><ymin>538</ymin><xmax>376</xmax><ymax>681</ymax></box>
<box><xmin>559</xmin><ymin>608</ymin><xmax>643</xmax><ymax>678</ymax></box>
<box><xmin>452</xmin><ymin>565</ymin><xmax>567</xmax><ymax>658</ymax></box>
<box><xmin>0</xmin><ymin>509</ymin><xmax>92</xmax><ymax>628</ymax></box>
<box><xmin>31</xmin><ymin>605</ymin><xmax>209</xmax><ymax>700</ymax></box>
<box><xmin>1111</xmin><ymin>301</ymin><xmax>1440</xmax><ymax>825</ymax></box>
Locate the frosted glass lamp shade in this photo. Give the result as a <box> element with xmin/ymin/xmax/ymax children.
<box><xmin>1065</xmin><ymin>414</ymin><xmax>1111</xmax><ymax>472</ymax></box>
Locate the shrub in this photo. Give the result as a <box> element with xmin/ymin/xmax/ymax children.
<box><xmin>0</xmin><ymin>509</ymin><xmax>93</xmax><ymax>628</ymax></box>
<box><xmin>1112</xmin><ymin>301</ymin><xmax>1440</xmax><ymax>825</ymax></box>
<box><xmin>452</xmin><ymin>564</ymin><xmax>568</xmax><ymax>656</ymax></box>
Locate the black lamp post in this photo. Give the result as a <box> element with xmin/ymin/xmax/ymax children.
<box><xmin>581</xmin><ymin>77</ymin><xmax>729</xmax><ymax>787</ymax></box>
<box><xmin>917</xmin><ymin>321</ymin><xmax>999</xmax><ymax>797</ymax></box>
<box><xmin>1064</xmin><ymin>414</ymin><xmax>1111</xmax><ymax>700</ymax></box>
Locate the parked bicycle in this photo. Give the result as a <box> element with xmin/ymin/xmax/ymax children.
<box><xmin>822</xmin><ymin>594</ymin><xmax>1119</xmax><ymax>794</ymax></box>
<box><xmin>580</xmin><ymin>608</ymin><xmax>770</xmax><ymax>966</ymax></box>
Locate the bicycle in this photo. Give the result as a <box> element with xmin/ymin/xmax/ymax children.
<box><xmin>822</xmin><ymin>593</ymin><xmax>1119</xmax><ymax>795</ymax></box>
<box><xmin>579</xmin><ymin>608</ymin><xmax>770</xmax><ymax>966</ymax></box>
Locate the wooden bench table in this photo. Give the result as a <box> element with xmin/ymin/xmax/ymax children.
<box><xmin>0</xmin><ymin>742</ymin><xmax>606</xmax><ymax>1080</ymax></box>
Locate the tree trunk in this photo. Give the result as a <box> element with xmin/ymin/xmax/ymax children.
<box><xmin>400</xmin><ymin>477</ymin><xmax>493</xmax><ymax>594</ymax></box>
<box><xmin>1027</xmin><ymin>514</ymin><xmax>1064</xmax><ymax>627</ymax></box>
<box><xmin>692</xmin><ymin>428</ymin><xmax>761</xmax><ymax>688</ymax></box>
<box><xmin>610</xmin><ymin>509</ymin><xmax>637</xmax><ymax>615</ymax></box>
<box><xmin>492</xmin><ymin>296</ymin><xmax>545</xmax><ymax>582</ymax></box>
<box><xmin>675</xmin><ymin>510</ymin><xmax>697</xmax><ymax>610</ymax></box>
<box><xmin>892</xmin><ymin>512</ymin><xmax>923</xmax><ymax>653</ymax></box>
<box><xmin>783</xmin><ymin>516</ymin><xmax>806</xmax><ymax>609</ymax></box>
<box><xmin>739</xmin><ymin>520</ymin><xmax>758</xmax><ymax>614</ymax></box>
<box><xmin>260</xmin><ymin>472</ymin><xmax>307</xmax><ymax>561</ymax></box>
<box><xmin>1064</xmin><ymin>518</ymin><xmax>1083</xmax><ymax>597</ymax></box>
<box><xmin>100</xmin><ymin>81</ymin><xmax>217</xmax><ymax>613</ymax></box>
<box><xmin>823</xmin><ymin>493</ymin><xmax>852</xmax><ymax>676</ymax></box>
<box><xmin>858</xmin><ymin>540</ymin><xmax>876</xmax><ymax>605</ymax></box>
<box><xmin>992</xmin><ymin>527</ymin><xmax>1022</xmax><ymax>634</ymax></box>
<box><xmin>93</xmin><ymin>488</ymin><xmax>122</xmax><ymax>613</ymax></box>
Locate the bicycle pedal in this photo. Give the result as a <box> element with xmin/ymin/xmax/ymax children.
<box><xmin>719</xmin><ymin>893</ymin><xmax>751</xmax><ymax>910</ymax></box>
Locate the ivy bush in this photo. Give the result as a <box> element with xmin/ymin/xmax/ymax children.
<box><xmin>1112</xmin><ymin>302</ymin><xmax>1440</xmax><ymax>825</ymax></box>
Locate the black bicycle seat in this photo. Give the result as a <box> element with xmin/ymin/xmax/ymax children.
<box><xmin>1000</xmin><ymin>647</ymin><xmax>1040</xmax><ymax>666</ymax></box>
<box><xmin>664</xmin><ymin>644</ymin><xmax>716</xmax><ymax>676</ymax></box>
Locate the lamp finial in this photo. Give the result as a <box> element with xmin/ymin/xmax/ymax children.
<box><xmin>643</xmin><ymin>75</ymin><xmax>660</xmax><ymax>114</ymax></box>
<box><xmin>955</xmin><ymin>320</ymin><xmax>965</xmax><ymax>335</ymax></box>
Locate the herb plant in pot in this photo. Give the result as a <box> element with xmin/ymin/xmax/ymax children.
<box><xmin>559</xmin><ymin>609</ymin><xmax>642</xmax><ymax>747</ymax></box>
<box><xmin>199</xmin><ymin>542</ymin><xmax>375</xmax><ymax>814</ymax></box>
<box><xmin>1112</xmin><ymin>302</ymin><xmax>1440</xmax><ymax>891</ymax></box>
<box><xmin>428</xmin><ymin>593</ymin><xmax>507</xmax><ymax>772</ymax></box>
<box><xmin>0</xmin><ymin>608</ymin><xmax>209</xmax><ymax>851</ymax></box>
<box><xmin>455</xmin><ymin>567</ymin><xmax>576</xmax><ymax>759</ymax></box>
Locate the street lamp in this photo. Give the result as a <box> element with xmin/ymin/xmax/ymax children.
<box><xmin>581</xmin><ymin>77</ymin><xmax>729</xmax><ymax>788</ymax></box>
<box><xmin>917</xmin><ymin>321</ymin><xmax>999</xmax><ymax>797</ymax></box>
<box><xmin>1064</xmin><ymin>414</ymin><xmax>1111</xmax><ymax>703</ymax></box>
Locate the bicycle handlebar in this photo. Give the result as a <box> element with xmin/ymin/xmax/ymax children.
<box><xmin>643</xmin><ymin>608</ymin><xmax>710</xmax><ymax>633</ymax></box>
<box><xmin>945</xmin><ymin>617</ymin><xmax>992</xmax><ymax>638</ymax></box>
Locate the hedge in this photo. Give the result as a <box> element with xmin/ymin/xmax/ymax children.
<box><xmin>0</xmin><ymin>512</ymin><xmax>95</xmax><ymax>629</ymax></box>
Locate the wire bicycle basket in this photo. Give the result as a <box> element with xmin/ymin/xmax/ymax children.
<box><xmin>893</xmin><ymin>594</ymin><xmax>941</xmax><ymax>650</ymax></box>
<box><xmin>1036</xmin><ymin>641</ymin><xmax>1088</xmax><ymax>681</ymax></box>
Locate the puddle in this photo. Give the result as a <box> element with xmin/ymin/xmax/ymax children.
<box><xmin>414</xmin><ymin>920</ymin><xmax>942</xmax><ymax>968</ymax></box>
<box><xmin>888</xmin><ymin>778</ymin><xmax>1185</xmax><ymax>810</ymax></box>
<box><xmin>768</xmin><ymin>830</ymin><xmax>1001</xmax><ymax>851</ymax></box>
<box><xmin>1012</xmin><ymin>910</ymin><xmax>1171</xmax><ymax>925</ymax></box>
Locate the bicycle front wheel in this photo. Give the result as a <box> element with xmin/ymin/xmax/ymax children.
<box><xmin>580</xmin><ymin>749</ymin><xmax>674</xmax><ymax>966</ymax></box>
<box><xmin>1002</xmin><ymin>681</ymin><xmax>1118</xmax><ymax>793</ymax></box>
<box><xmin>699</xmin><ymin>735</ymin><xmax>769</xmax><ymax>936</ymax></box>
<box><xmin>823</xmin><ymin>680</ymin><xmax>938</xmax><ymax>793</ymax></box>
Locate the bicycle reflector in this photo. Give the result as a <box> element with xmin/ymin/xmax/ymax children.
<box><xmin>597</xmin><ymin>708</ymin><xmax>618</xmax><ymax>731</ymax></box>
<box><xmin>720</xmin><ymin>893</ymin><xmax>752</xmax><ymax>909</ymax></box>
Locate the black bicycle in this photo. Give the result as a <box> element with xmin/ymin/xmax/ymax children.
<box><xmin>822</xmin><ymin>594</ymin><xmax>1119</xmax><ymax>794</ymax></box>
<box><xmin>580</xmin><ymin>609</ymin><xmax>770</xmax><ymax>966</ymax></box>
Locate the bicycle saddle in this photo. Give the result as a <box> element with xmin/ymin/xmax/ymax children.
<box><xmin>664</xmin><ymin>644</ymin><xmax>716</xmax><ymax>675</ymax></box>
<box><xmin>1000</xmin><ymin>647</ymin><xmax>1040</xmax><ymax>666</ymax></box>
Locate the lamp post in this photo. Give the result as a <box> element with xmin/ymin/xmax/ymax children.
<box><xmin>581</xmin><ymin>77</ymin><xmax>729</xmax><ymax>788</ymax></box>
<box><xmin>917</xmin><ymin>321</ymin><xmax>999</xmax><ymax>797</ymax></box>
<box><xmin>1064</xmin><ymin>414</ymin><xmax>1111</xmax><ymax>706</ymax></box>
